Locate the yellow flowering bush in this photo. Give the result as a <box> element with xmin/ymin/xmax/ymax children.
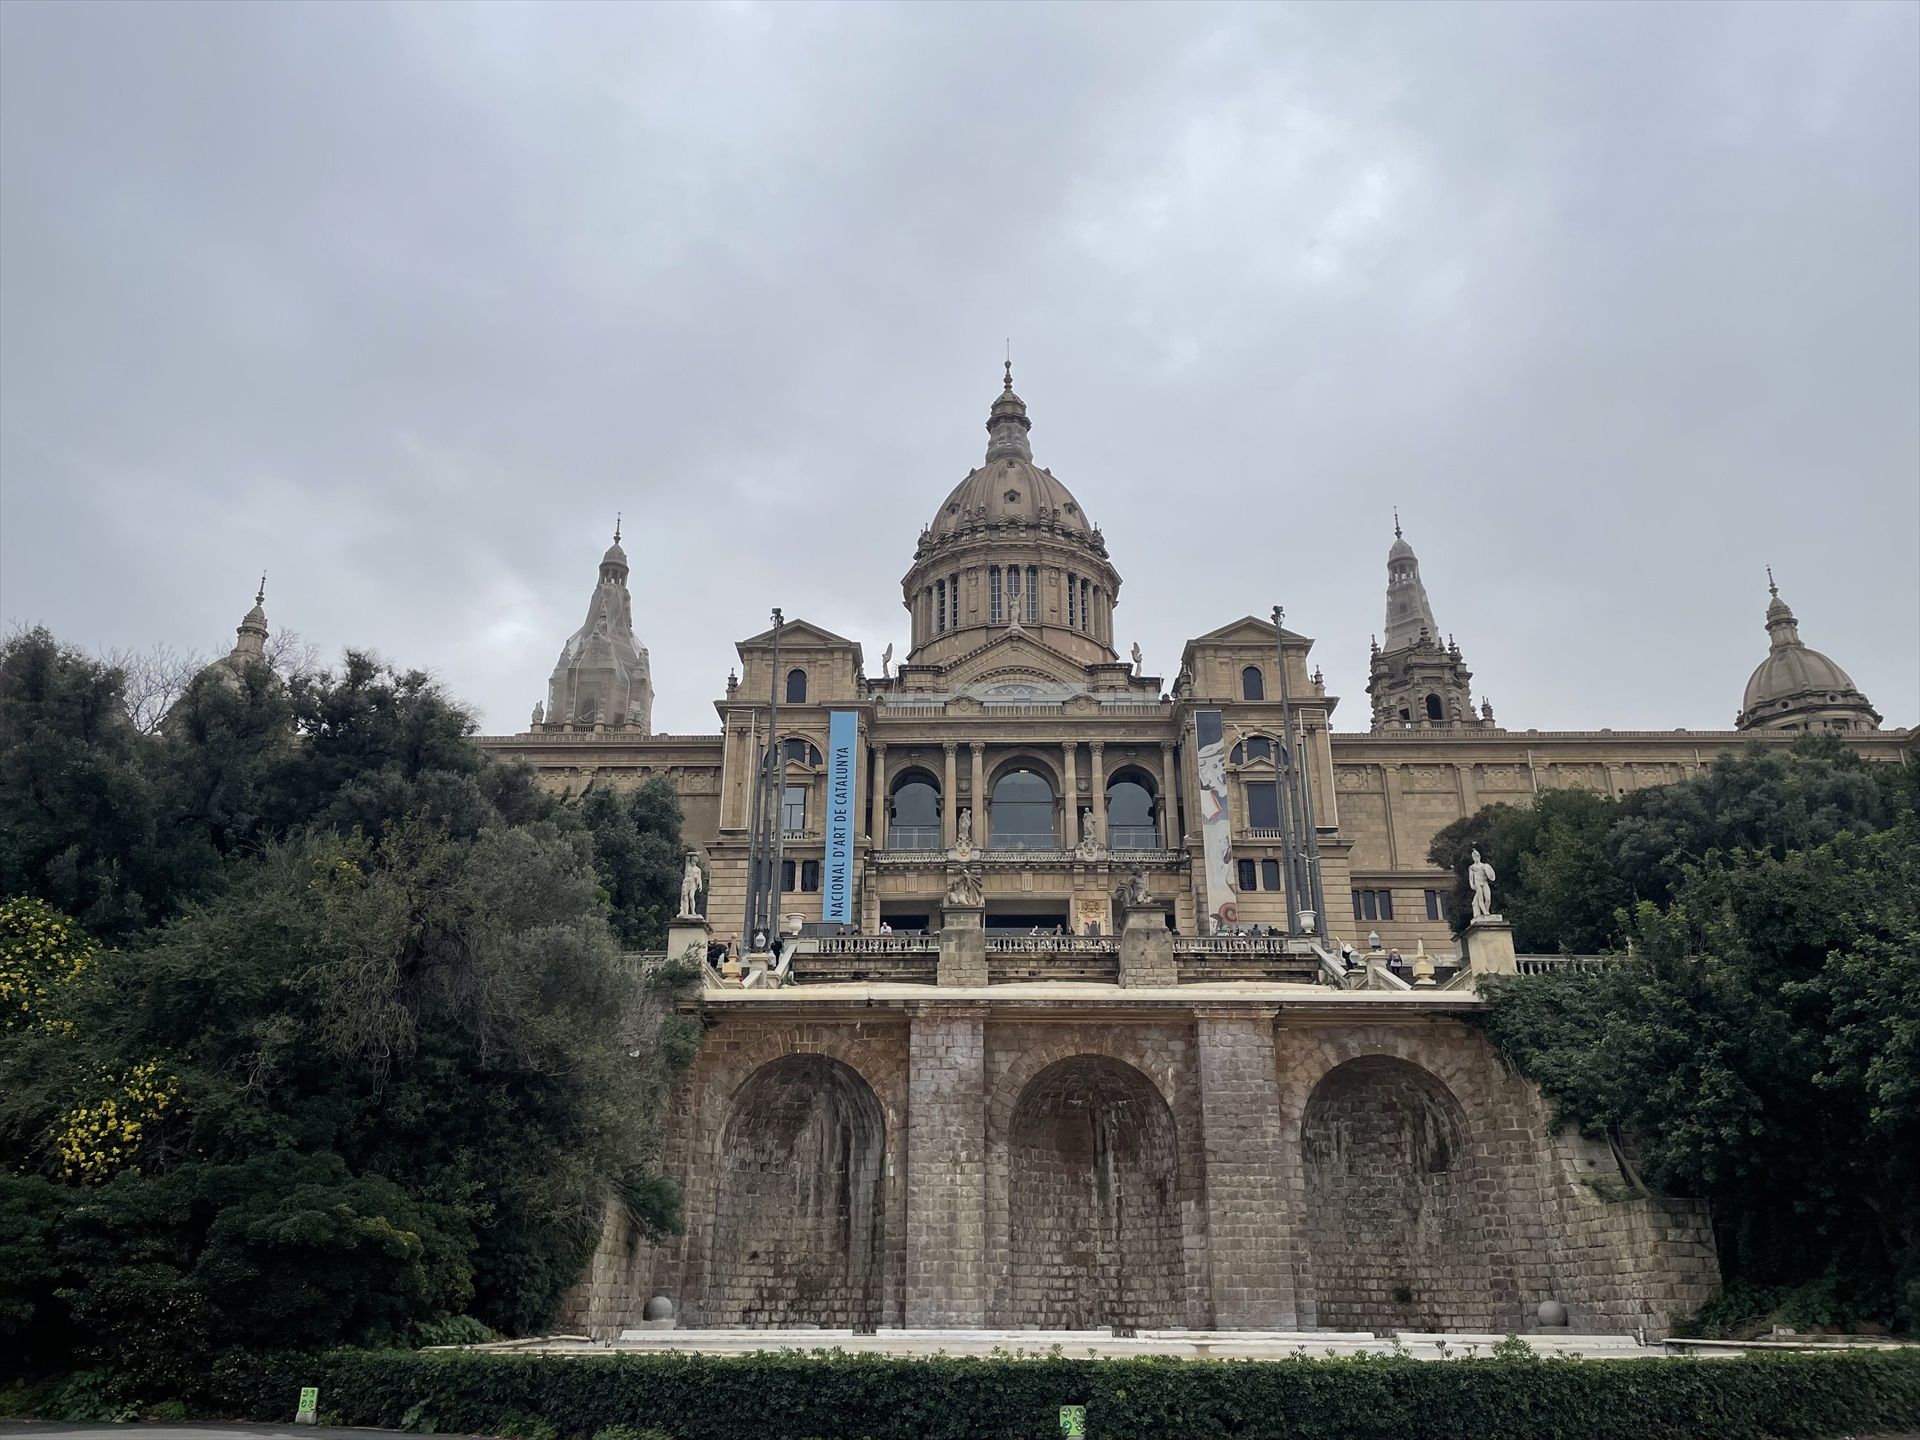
<box><xmin>55</xmin><ymin>1059</ymin><xmax>178</xmax><ymax>1183</ymax></box>
<box><xmin>0</xmin><ymin>894</ymin><xmax>99</xmax><ymax>1033</ymax></box>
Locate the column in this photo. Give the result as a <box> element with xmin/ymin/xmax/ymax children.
<box><xmin>1061</xmin><ymin>741</ymin><xmax>1079</xmax><ymax>848</ymax></box>
<box><xmin>1088</xmin><ymin>741</ymin><xmax>1107</xmax><ymax>843</ymax></box>
<box><xmin>942</xmin><ymin>743</ymin><xmax>959</xmax><ymax>847</ymax></box>
<box><xmin>1160</xmin><ymin>742</ymin><xmax>1178</xmax><ymax>849</ymax></box>
<box><xmin>970</xmin><ymin>743</ymin><xmax>986</xmax><ymax>847</ymax></box>
<box><xmin>871</xmin><ymin>743</ymin><xmax>888</xmax><ymax>849</ymax></box>
<box><xmin>1194</xmin><ymin>1007</ymin><xmax>1300</xmax><ymax>1327</ymax></box>
<box><xmin>905</xmin><ymin>1004</ymin><xmax>988</xmax><ymax>1325</ymax></box>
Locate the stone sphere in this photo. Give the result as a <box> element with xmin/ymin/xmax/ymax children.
<box><xmin>643</xmin><ymin>1295</ymin><xmax>675</xmax><ymax>1321</ymax></box>
<box><xmin>1536</xmin><ymin>1299</ymin><xmax>1569</xmax><ymax>1327</ymax></box>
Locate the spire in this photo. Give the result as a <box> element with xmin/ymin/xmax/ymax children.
<box><xmin>985</xmin><ymin>358</ymin><xmax>1033</xmax><ymax>463</ymax></box>
<box><xmin>614</xmin><ymin>512</ymin><xmax>622</xmax><ymax>544</ymax></box>
<box><xmin>1382</xmin><ymin>517</ymin><xmax>1437</xmax><ymax>652</ymax></box>
<box><xmin>231</xmin><ymin>574</ymin><xmax>269</xmax><ymax>666</ymax></box>
<box><xmin>1764</xmin><ymin>569</ymin><xmax>1800</xmax><ymax>648</ymax></box>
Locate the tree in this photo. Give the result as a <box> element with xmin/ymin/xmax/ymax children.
<box><xmin>1429</xmin><ymin>788</ymin><xmax>1627</xmax><ymax>952</ymax></box>
<box><xmin>577</xmin><ymin>778</ymin><xmax>686</xmax><ymax>950</ymax></box>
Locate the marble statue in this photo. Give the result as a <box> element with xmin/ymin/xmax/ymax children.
<box><xmin>881</xmin><ymin>642</ymin><xmax>893</xmax><ymax>678</ymax></box>
<box><xmin>1073</xmin><ymin>820</ymin><xmax>1104</xmax><ymax>861</ymax></box>
<box><xmin>956</xmin><ymin>808</ymin><xmax>971</xmax><ymax>846</ymax></box>
<box><xmin>1116</xmin><ymin>868</ymin><xmax>1153</xmax><ymax>907</ymax></box>
<box><xmin>678</xmin><ymin>852</ymin><xmax>705</xmax><ymax>917</ymax></box>
<box><xmin>945</xmin><ymin>866</ymin><xmax>984</xmax><ymax>909</ymax></box>
<box><xmin>1469</xmin><ymin>848</ymin><xmax>1497</xmax><ymax>920</ymax></box>
<box><xmin>1131</xmin><ymin>642</ymin><xmax>1143</xmax><ymax>675</ymax></box>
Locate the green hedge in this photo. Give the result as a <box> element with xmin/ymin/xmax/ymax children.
<box><xmin>208</xmin><ymin>1345</ymin><xmax>1920</xmax><ymax>1440</ymax></box>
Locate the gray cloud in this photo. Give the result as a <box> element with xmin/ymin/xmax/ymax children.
<box><xmin>3</xmin><ymin>0</ymin><xmax>1914</xmax><ymax>736</ymax></box>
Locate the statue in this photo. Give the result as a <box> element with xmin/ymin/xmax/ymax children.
<box><xmin>1130</xmin><ymin>642</ymin><xmax>1143</xmax><ymax>675</ymax></box>
<box><xmin>945</xmin><ymin>865</ymin><xmax>983</xmax><ymax>909</ymax></box>
<box><xmin>881</xmin><ymin>642</ymin><xmax>893</xmax><ymax>678</ymax></box>
<box><xmin>956</xmin><ymin>808</ymin><xmax>972</xmax><ymax>846</ymax></box>
<box><xmin>530</xmin><ymin>701</ymin><xmax>544</xmax><ymax>727</ymax></box>
<box><xmin>678</xmin><ymin>852</ymin><xmax>705</xmax><ymax>918</ymax></box>
<box><xmin>1115</xmin><ymin>868</ymin><xmax>1153</xmax><ymax>908</ymax></box>
<box><xmin>1469</xmin><ymin>848</ymin><xmax>1497</xmax><ymax>920</ymax></box>
<box><xmin>1073</xmin><ymin>819</ymin><xmax>1104</xmax><ymax>861</ymax></box>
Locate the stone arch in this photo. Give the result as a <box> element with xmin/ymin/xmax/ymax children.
<box><xmin>707</xmin><ymin>1053</ymin><xmax>887</xmax><ymax>1327</ymax></box>
<box><xmin>1299</xmin><ymin>1054</ymin><xmax>1491</xmax><ymax>1330</ymax></box>
<box><xmin>987</xmin><ymin>756</ymin><xmax>1060</xmax><ymax>851</ymax></box>
<box><xmin>996</xmin><ymin>1054</ymin><xmax>1184</xmax><ymax>1328</ymax></box>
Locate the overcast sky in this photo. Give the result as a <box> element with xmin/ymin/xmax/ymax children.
<box><xmin>3</xmin><ymin>0</ymin><xmax>1915</xmax><ymax>738</ymax></box>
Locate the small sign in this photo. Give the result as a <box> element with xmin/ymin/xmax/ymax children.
<box><xmin>296</xmin><ymin>1387</ymin><xmax>319</xmax><ymax>1422</ymax></box>
<box><xmin>1058</xmin><ymin>1405</ymin><xmax>1087</xmax><ymax>1438</ymax></box>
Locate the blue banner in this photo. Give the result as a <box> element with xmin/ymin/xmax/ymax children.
<box><xmin>824</xmin><ymin>710</ymin><xmax>858</xmax><ymax>923</ymax></box>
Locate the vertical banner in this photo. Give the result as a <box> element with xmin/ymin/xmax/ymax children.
<box><xmin>1192</xmin><ymin>709</ymin><xmax>1238</xmax><ymax>926</ymax></box>
<box><xmin>824</xmin><ymin>710</ymin><xmax>859</xmax><ymax>924</ymax></box>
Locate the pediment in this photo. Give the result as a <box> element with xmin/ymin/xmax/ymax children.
<box><xmin>1187</xmin><ymin>615</ymin><xmax>1314</xmax><ymax>648</ymax></box>
<box><xmin>942</xmin><ymin>631</ymin><xmax>1092</xmax><ymax>692</ymax></box>
<box><xmin>735</xmin><ymin>617</ymin><xmax>859</xmax><ymax>651</ymax></box>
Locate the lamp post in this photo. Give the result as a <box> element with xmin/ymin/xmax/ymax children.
<box><xmin>1271</xmin><ymin>606</ymin><xmax>1302</xmax><ymax>936</ymax></box>
<box><xmin>749</xmin><ymin>609</ymin><xmax>786</xmax><ymax>949</ymax></box>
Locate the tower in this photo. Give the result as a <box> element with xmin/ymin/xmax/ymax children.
<box><xmin>540</xmin><ymin>523</ymin><xmax>654</xmax><ymax>733</ymax></box>
<box><xmin>1734</xmin><ymin>571</ymin><xmax>1880</xmax><ymax>733</ymax></box>
<box><xmin>1366</xmin><ymin>515</ymin><xmax>1491</xmax><ymax>731</ymax></box>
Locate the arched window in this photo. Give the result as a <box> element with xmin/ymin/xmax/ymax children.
<box><xmin>1106</xmin><ymin>773</ymin><xmax>1157</xmax><ymax>849</ymax></box>
<box><xmin>888</xmin><ymin>771</ymin><xmax>941</xmax><ymax>851</ymax></box>
<box><xmin>990</xmin><ymin>768</ymin><xmax>1056</xmax><ymax>851</ymax></box>
<box><xmin>782</xmin><ymin>737</ymin><xmax>823</xmax><ymax>766</ymax></box>
<box><xmin>1231</xmin><ymin>736</ymin><xmax>1273</xmax><ymax>765</ymax></box>
<box><xmin>1242</xmin><ymin>666</ymin><xmax>1265</xmax><ymax>701</ymax></box>
<box><xmin>1425</xmin><ymin>694</ymin><xmax>1444</xmax><ymax>722</ymax></box>
<box><xmin>786</xmin><ymin>669</ymin><xmax>808</xmax><ymax>704</ymax></box>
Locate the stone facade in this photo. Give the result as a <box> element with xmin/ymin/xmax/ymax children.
<box><xmin>563</xmin><ymin>990</ymin><xmax>1719</xmax><ymax>1338</ymax></box>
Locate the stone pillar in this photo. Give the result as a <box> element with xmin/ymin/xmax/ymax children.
<box><xmin>872</xmin><ymin>744</ymin><xmax>888</xmax><ymax>850</ymax></box>
<box><xmin>1193</xmin><ymin>1007</ymin><xmax>1299</xmax><ymax>1327</ymax></box>
<box><xmin>970</xmin><ymin>742</ymin><xmax>986</xmax><ymax>846</ymax></box>
<box><xmin>1061</xmin><ymin>741</ymin><xmax>1079</xmax><ymax>848</ymax></box>
<box><xmin>905</xmin><ymin>1004</ymin><xmax>988</xmax><ymax>1326</ymax></box>
<box><xmin>1089</xmin><ymin>741</ymin><xmax>1107</xmax><ymax>842</ymax></box>
<box><xmin>1159</xmin><ymin>742</ymin><xmax>1178</xmax><ymax>849</ymax></box>
<box><xmin>937</xmin><ymin>902</ymin><xmax>987</xmax><ymax>987</ymax></box>
<box><xmin>942</xmin><ymin>743</ymin><xmax>958</xmax><ymax>848</ymax></box>
<box><xmin>1117</xmin><ymin>898</ymin><xmax>1175</xmax><ymax>986</ymax></box>
<box><xmin>1465</xmin><ymin>914</ymin><xmax>1517</xmax><ymax>975</ymax></box>
<box><xmin>665</xmin><ymin>913</ymin><xmax>712</xmax><ymax>969</ymax></box>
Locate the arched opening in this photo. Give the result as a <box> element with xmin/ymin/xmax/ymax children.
<box><xmin>782</xmin><ymin>737</ymin><xmax>822</xmax><ymax>766</ymax></box>
<box><xmin>1241</xmin><ymin>666</ymin><xmax>1265</xmax><ymax>701</ymax></box>
<box><xmin>785</xmin><ymin>669</ymin><xmax>808</xmax><ymax>704</ymax></box>
<box><xmin>1424</xmin><ymin>693</ymin><xmax>1444</xmax><ymax>722</ymax></box>
<box><xmin>999</xmin><ymin>1056</ymin><xmax>1182</xmax><ymax>1328</ymax></box>
<box><xmin>888</xmin><ymin>769</ymin><xmax>941</xmax><ymax>851</ymax></box>
<box><xmin>990</xmin><ymin>766</ymin><xmax>1057</xmax><ymax>851</ymax></box>
<box><xmin>708</xmin><ymin>1054</ymin><xmax>886</xmax><ymax>1328</ymax></box>
<box><xmin>1301</xmin><ymin>1056</ymin><xmax>1489</xmax><ymax>1330</ymax></box>
<box><xmin>1105</xmin><ymin>770</ymin><xmax>1157</xmax><ymax>849</ymax></box>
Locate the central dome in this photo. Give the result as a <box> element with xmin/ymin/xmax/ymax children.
<box><xmin>926</xmin><ymin>365</ymin><xmax>1095</xmax><ymax>543</ymax></box>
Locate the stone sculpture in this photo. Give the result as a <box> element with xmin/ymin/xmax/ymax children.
<box><xmin>945</xmin><ymin>865</ymin><xmax>984</xmax><ymax>909</ymax></box>
<box><xmin>881</xmin><ymin>642</ymin><xmax>893</xmax><ymax>678</ymax></box>
<box><xmin>1469</xmin><ymin>847</ymin><xmax>1497</xmax><ymax>920</ymax></box>
<box><xmin>1131</xmin><ymin>641</ymin><xmax>1143</xmax><ymax>674</ymax></box>
<box><xmin>530</xmin><ymin>701</ymin><xmax>544</xmax><ymax>727</ymax></box>
<box><xmin>1116</xmin><ymin>868</ymin><xmax>1153</xmax><ymax>907</ymax></box>
<box><xmin>679</xmin><ymin>851</ymin><xmax>705</xmax><ymax>917</ymax></box>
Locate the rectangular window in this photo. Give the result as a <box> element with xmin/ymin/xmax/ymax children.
<box><xmin>1026</xmin><ymin>566</ymin><xmax>1038</xmax><ymax>621</ymax></box>
<box><xmin>1351</xmin><ymin>888</ymin><xmax>1396</xmax><ymax>922</ymax></box>
<box><xmin>1237</xmin><ymin>858</ymin><xmax>1257</xmax><ymax>892</ymax></box>
<box><xmin>1425</xmin><ymin>888</ymin><xmax>1445</xmax><ymax>921</ymax></box>
<box><xmin>1082</xmin><ymin>579</ymin><xmax>1092</xmax><ymax>631</ymax></box>
<box><xmin>801</xmin><ymin>859</ymin><xmax>820</xmax><ymax>892</ymax></box>
<box><xmin>989</xmin><ymin>567</ymin><xmax>1003</xmax><ymax>623</ymax></box>
<box><xmin>1261</xmin><ymin>858</ymin><xmax>1282</xmax><ymax>891</ymax></box>
<box><xmin>936</xmin><ymin>580</ymin><xmax>947</xmax><ymax>633</ymax></box>
<box><xmin>781</xmin><ymin>785</ymin><xmax>806</xmax><ymax>833</ymax></box>
<box><xmin>1245</xmin><ymin>781</ymin><xmax>1281</xmax><ymax>830</ymax></box>
<box><xmin>1067</xmin><ymin>573</ymin><xmax>1078</xmax><ymax>629</ymax></box>
<box><xmin>1008</xmin><ymin>566</ymin><xmax>1021</xmax><ymax>604</ymax></box>
<box><xmin>780</xmin><ymin>859</ymin><xmax>796</xmax><ymax>892</ymax></box>
<box><xmin>951</xmin><ymin>572</ymin><xmax>960</xmax><ymax>626</ymax></box>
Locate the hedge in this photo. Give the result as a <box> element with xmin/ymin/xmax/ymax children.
<box><xmin>207</xmin><ymin>1345</ymin><xmax>1920</xmax><ymax>1440</ymax></box>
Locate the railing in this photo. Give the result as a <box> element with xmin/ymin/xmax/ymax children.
<box><xmin>809</xmin><ymin>935</ymin><xmax>937</xmax><ymax>956</ymax></box>
<box><xmin>1516</xmin><ymin>954</ymin><xmax>1626</xmax><ymax>975</ymax></box>
<box><xmin>887</xmin><ymin>826</ymin><xmax>942</xmax><ymax>851</ymax></box>
<box><xmin>1242</xmin><ymin>827</ymin><xmax>1286</xmax><ymax>841</ymax></box>
<box><xmin>1173</xmin><ymin>936</ymin><xmax>1298</xmax><ymax>956</ymax></box>
<box><xmin>1108</xmin><ymin>825</ymin><xmax>1161</xmax><ymax>849</ymax></box>
<box><xmin>986</xmin><ymin>935</ymin><xmax>1116</xmax><ymax>955</ymax></box>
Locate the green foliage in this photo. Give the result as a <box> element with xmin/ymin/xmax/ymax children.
<box><xmin>410</xmin><ymin>1314</ymin><xmax>499</xmax><ymax>1349</ymax></box>
<box><xmin>0</xmin><ymin>630</ymin><xmax>702</xmax><ymax>1385</ymax></box>
<box><xmin>1470</xmin><ymin>741</ymin><xmax>1920</xmax><ymax>1331</ymax></box>
<box><xmin>577</xmin><ymin>779</ymin><xmax>687</xmax><ymax>951</ymax></box>
<box><xmin>202</xmin><ymin>1346</ymin><xmax>1920</xmax><ymax>1440</ymax></box>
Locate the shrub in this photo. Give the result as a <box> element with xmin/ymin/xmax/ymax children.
<box><xmin>204</xmin><ymin>1345</ymin><xmax>1920</xmax><ymax>1440</ymax></box>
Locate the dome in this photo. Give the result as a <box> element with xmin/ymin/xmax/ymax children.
<box><xmin>928</xmin><ymin>457</ymin><xmax>1094</xmax><ymax>541</ymax></box>
<box><xmin>603</xmin><ymin>539</ymin><xmax>628</xmax><ymax>567</ymax></box>
<box><xmin>925</xmin><ymin>363</ymin><xmax>1096</xmax><ymax>542</ymax></box>
<box><xmin>1741</xmin><ymin>643</ymin><xmax>1859</xmax><ymax>714</ymax></box>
